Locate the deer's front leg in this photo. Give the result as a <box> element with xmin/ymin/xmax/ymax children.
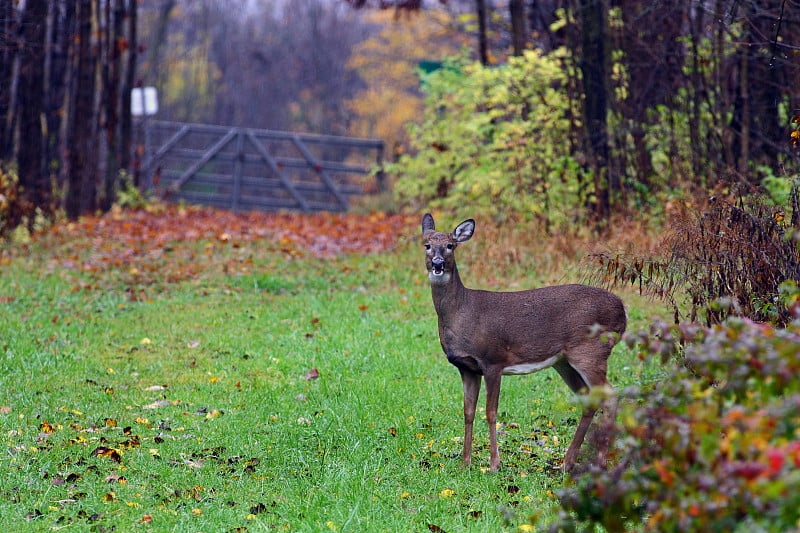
<box><xmin>484</xmin><ymin>370</ymin><xmax>503</xmax><ymax>471</ymax></box>
<box><xmin>459</xmin><ymin>369</ymin><xmax>481</xmax><ymax>467</ymax></box>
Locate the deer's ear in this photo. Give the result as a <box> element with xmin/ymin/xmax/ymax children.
<box><xmin>422</xmin><ymin>213</ymin><xmax>435</xmax><ymax>234</ymax></box>
<box><xmin>453</xmin><ymin>219</ymin><xmax>475</xmax><ymax>243</ymax></box>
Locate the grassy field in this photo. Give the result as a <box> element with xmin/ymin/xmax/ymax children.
<box><xmin>0</xmin><ymin>208</ymin><xmax>665</xmax><ymax>532</ymax></box>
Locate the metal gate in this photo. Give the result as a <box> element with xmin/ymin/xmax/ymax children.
<box><xmin>140</xmin><ymin>120</ymin><xmax>385</xmax><ymax>212</ymax></box>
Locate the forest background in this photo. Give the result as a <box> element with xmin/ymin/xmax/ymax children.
<box><xmin>1</xmin><ymin>0</ymin><xmax>799</xmax><ymax>227</ymax></box>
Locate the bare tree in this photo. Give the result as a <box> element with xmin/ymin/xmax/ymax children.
<box><xmin>729</xmin><ymin>0</ymin><xmax>789</xmax><ymax>179</ymax></box>
<box><xmin>120</xmin><ymin>0</ymin><xmax>137</xmax><ymax>179</ymax></box>
<box><xmin>577</xmin><ymin>0</ymin><xmax>611</xmax><ymax>218</ymax></box>
<box><xmin>17</xmin><ymin>0</ymin><xmax>49</xmax><ymax>219</ymax></box>
<box><xmin>509</xmin><ymin>0</ymin><xmax>526</xmax><ymax>55</ymax></box>
<box><xmin>0</xmin><ymin>0</ymin><xmax>17</xmax><ymax>160</ymax></box>
<box><xmin>65</xmin><ymin>0</ymin><xmax>97</xmax><ymax>218</ymax></box>
<box><xmin>613</xmin><ymin>0</ymin><xmax>685</xmax><ymax>191</ymax></box>
<box><xmin>45</xmin><ymin>1</ymin><xmax>73</xmax><ymax>194</ymax></box>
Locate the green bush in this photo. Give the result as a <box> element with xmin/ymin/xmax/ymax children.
<box><xmin>547</xmin><ymin>312</ymin><xmax>800</xmax><ymax>532</ymax></box>
<box><xmin>390</xmin><ymin>49</ymin><xmax>583</xmax><ymax>228</ymax></box>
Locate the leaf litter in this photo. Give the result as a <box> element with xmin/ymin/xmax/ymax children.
<box><xmin>26</xmin><ymin>205</ymin><xmax>415</xmax><ymax>291</ymax></box>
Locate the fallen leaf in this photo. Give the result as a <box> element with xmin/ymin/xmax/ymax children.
<box><xmin>304</xmin><ymin>368</ymin><xmax>319</xmax><ymax>381</ymax></box>
<box><xmin>92</xmin><ymin>447</ymin><xmax>122</xmax><ymax>463</ymax></box>
<box><xmin>250</xmin><ymin>502</ymin><xmax>268</xmax><ymax>515</ymax></box>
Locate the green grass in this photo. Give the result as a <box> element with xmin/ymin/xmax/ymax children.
<box><xmin>0</xmin><ymin>226</ymin><xmax>665</xmax><ymax>532</ymax></box>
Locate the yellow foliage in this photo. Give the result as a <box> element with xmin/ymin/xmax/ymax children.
<box><xmin>345</xmin><ymin>10</ymin><xmax>464</xmax><ymax>152</ymax></box>
<box><xmin>160</xmin><ymin>33</ymin><xmax>219</xmax><ymax>120</ymax></box>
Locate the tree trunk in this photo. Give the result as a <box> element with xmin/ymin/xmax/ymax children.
<box><xmin>688</xmin><ymin>0</ymin><xmax>705</xmax><ymax>180</ymax></box>
<box><xmin>66</xmin><ymin>0</ymin><xmax>97</xmax><ymax>219</ymax></box>
<box><xmin>100</xmin><ymin>0</ymin><xmax>124</xmax><ymax>212</ymax></box>
<box><xmin>17</xmin><ymin>0</ymin><xmax>49</xmax><ymax>219</ymax></box>
<box><xmin>0</xmin><ymin>0</ymin><xmax>17</xmax><ymax>160</ymax></box>
<box><xmin>475</xmin><ymin>0</ymin><xmax>489</xmax><ymax>65</ymax></box>
<box><xmin>45</xmin><ymin>0</ymin><xmax>73</xmax><ymax>194</ymax></box>
<box><xmin>509</xmin><ymin>0</ymin><xmax>526</xmax><ymax>56</ymax></box>
<box><xmin>120</xmin><ymin>0</ymin><xmax>137</xmax><ymax>179</ymax></box>
<box><xmin>578</xmin><ymin>0</ymin><xmax>611</xmax><ymax>219</ymax></box>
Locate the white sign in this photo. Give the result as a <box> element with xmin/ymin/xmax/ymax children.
<box><xmin>131</xmin><ymin>87</ymin><xmax>158</xmax><ymax>116</ymax></box>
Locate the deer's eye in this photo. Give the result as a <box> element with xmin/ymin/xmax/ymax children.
<box><xmin>446</xmin><ymin>243</ymin><xmax>454</xmax><ymax>250</ymax></box>
<box><xmin>424</xmin><ymin>244</ymin><xmax>431</xmax><ymax>251</ymax></box>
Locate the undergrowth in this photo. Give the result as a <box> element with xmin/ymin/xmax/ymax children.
<box><xmin>548</xmin><ymin>313</ymin><xmax>800</xmax><ymax>532</ymax></box>
<box><xmin>591</xmin><ymin>181</ymin><xmax>800</xmax><ymax>326</ymax></box>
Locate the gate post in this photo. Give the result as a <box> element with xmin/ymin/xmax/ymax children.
<box><xmin>232</xmin><ymin>129</ymin><xmax>244</xmax><ymax>211</ymax></box>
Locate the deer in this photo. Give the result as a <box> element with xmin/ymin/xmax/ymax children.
<box><xmin>421</xmin><ymin>213</ymin><xmax>627</xmax><ymax>472</ymax></box>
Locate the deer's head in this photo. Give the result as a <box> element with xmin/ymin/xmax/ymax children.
<box><xmin>421</xmin><ymin>213</ymin><xmax>475</xmax><ymax>284</ymax></box>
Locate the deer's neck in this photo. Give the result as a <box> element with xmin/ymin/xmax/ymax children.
<box><xmin>430</xmin><ymin>266</ymin><xmax>469</xmax><ymax>319</ymax></box>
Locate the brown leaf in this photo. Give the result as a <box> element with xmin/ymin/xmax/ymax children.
<box><xmin>92</xmin><ymin>447</ymin><xmax>122</xmax><ymax>463</ymax></box>
<box><xmin>304</xmin><ymin>368</ymin><xmax>319</xmax><ymax>381</ymax></box>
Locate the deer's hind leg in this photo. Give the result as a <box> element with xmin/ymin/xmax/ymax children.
<box><xmin>554</xmin><ymin>342</ymin><xmax>616</xmax><ymax>471</ymax></box>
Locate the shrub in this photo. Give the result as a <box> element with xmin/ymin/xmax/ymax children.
<box><xmin>546</xmin><ymin>313</ymin><xmax>800</xmax><ymax>532</ymax></box>
<box><xmin>592</xmin><ymin>182</ymin><xmax>800</xmax><ymax>326</ymax></box>
<box><xmin>0</xmin><ymin>165</ymin><xmax>30</xmax><ymax>240</ymax></box>
<box><xmin>389</xmin><ymin>49</ymin><xmax>584</xmax><ymax>229</ymax></box>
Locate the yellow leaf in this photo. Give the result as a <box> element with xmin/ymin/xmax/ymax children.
<box><xmin>439</xmin><ymin>488</ymin><xmax>455</xmax><ymax>498</ymax></box>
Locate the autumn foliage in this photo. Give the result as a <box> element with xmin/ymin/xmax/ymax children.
<box><xmin>550</xmin><ymin>316</ymin><xmax>800</xmax><ymax>532</ymax></box>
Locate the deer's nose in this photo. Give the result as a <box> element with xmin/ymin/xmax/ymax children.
<box><xmin>432</xmin><ymin>256</ymin><xmax>445</xmax><ymax>271</ymax></box>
